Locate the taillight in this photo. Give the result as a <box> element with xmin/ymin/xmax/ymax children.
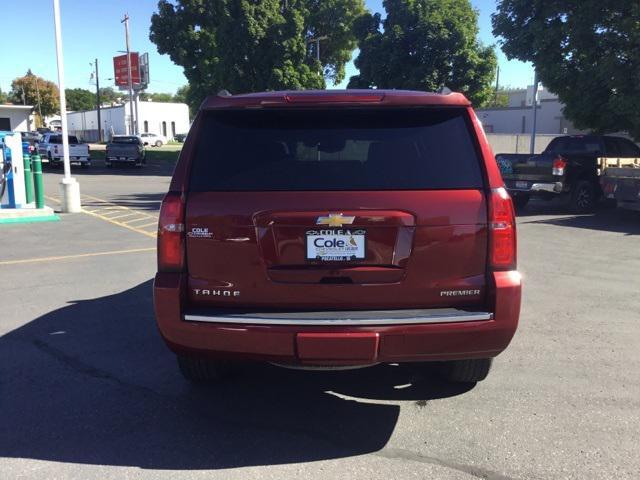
<box><xmin>489</xmin><ymin>187</ymin><xmax>516</xmax><ymax>271</ymax></box>
<box><xmin>552</xmin><ymin>156</ymin><xmax>566</xmax><ymax>176</ymax></box>
<box><xmin>157</xmin><ymin>192</ymin><xmax>185</xmax><ymax>272</ymax></box>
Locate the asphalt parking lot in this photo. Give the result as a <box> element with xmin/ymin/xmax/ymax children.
<box><xmin>1</xmin><ymin>158</ymin><xmax>639</xmax><ymax>480</ymax></box>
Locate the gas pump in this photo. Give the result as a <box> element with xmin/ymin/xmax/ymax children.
<box><xmin>0</xmin><ymin>132</ymin><xmax>26</xmax><ymax>209</ymax></box>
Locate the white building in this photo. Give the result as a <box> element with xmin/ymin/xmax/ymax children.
<box><xmin>476</xmin><ymin>86</ymin><xmax>586</xmax><ymax>135</ymax></box>
<box><xmin>66</xmin><ymin>101</ymin><xmax>190</xmax><ymax>142</ymax></box>
<box><xmin>0</xmin><ymin>105</ymin><xmax>34</xmax><ymax>132</ymax></box>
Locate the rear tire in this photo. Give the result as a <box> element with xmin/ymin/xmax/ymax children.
<box><xmin>440</xmin><ymin>358</ymin><xmax>493</xmax><ymax>383</ymax></box>
<box><xmin>177</xmin><ymin>355</ymin><xmax>235</xmax><ymax>383</ymax></box>
<box><xmin>512</xmin><ymin>194</ymin><xmax>530</xmax><ymax>209</ymax></box>
<box><xmin>155</xmin><ymin>140</ymin><xmax>162</xmax><ymax>147</ymax></box>
<box><xmin>570</xmin><ymin>180</ymin><xmax>596</xmax><ymax>213</ymax></box>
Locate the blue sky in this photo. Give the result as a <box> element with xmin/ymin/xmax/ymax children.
<box><xmin>0</xmin><ymin>0</ymin><xmax>532</xmax><ymax>96</ymax></box>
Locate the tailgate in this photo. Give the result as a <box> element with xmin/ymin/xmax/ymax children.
<box><xmin>498</xmin><ymin>153</ymin><xmax>554</xmax><ymax>182</ymax></box>
<box><xmin>186</xmin><ymin>190</ymin><xmax>487</xmax><ymax>310</ymax></box>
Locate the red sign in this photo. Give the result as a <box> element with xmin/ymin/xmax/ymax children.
<box><xmin>113</xmin><ymin>53</ymin><xmax>141</xmax><ymax>86</ymax></box>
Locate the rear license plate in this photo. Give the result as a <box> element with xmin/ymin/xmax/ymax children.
<box><xmin>306</xmin><ymin>230</ymin><xmax>366</xmax><ymax>261</ymax></box>
<box><xmin>119</xmin><ymin>157</ymin><xmax>127</xmax><ymax>161</ymax></box>
<box><xmin>516</xmin><ymin>181</ymin><xmax>529</xmax><ymax>189</ymax></box>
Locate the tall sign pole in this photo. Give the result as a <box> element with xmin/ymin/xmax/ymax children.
<box><xmin>53</xmin><ymin>0</ymin><xmax>81</xmax><ymax>212</ymax></box>
<box><xmin>121</xmin><ymin>14</ymin><xmax>136</xmax><ymax>135</ymax></box>
<box><xmin>95</xmin><ymin>58</ymin><xmax>102</xmax><ymax>142</ymax></box>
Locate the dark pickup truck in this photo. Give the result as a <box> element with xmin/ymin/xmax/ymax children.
<box><xmin>105</xmin><ymin>135</ymin><xmax>146</xmax><ymax>168</ymax></box>
<box><xmin>496</xmin><ymin>135</ymin><xmax>640</xmax><ymax>212</ymax></box>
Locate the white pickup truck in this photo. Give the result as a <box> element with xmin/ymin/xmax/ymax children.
<box><xmin>37</xmin><ymin>133</ymin><xmax>91</xmax><ymax>168</ymax></box>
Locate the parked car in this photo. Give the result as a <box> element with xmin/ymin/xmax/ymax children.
<box><xmin>37</xmin><ymin>133</ymin><xmax>91</xmax><ymax>168</ymax></box>
<box><xmin>139</xmin><ymin>132</ymin><xmax>167</xmax><ymax>147</ymax></box>
<box><xmin>496</xmin><ymin>135</ymin><xmax>640</xmax><ymax>212</ymax></box>
<box><xmin>154</xmin><ymin>90</ymin><xmax>522</xmax><ymax>384</ymax></box>
<box><xmin>20</xmin><ymin>131</ymin><xmax>41</xmax><ymax>147</ymax></box>
<box><xmin>105</xmin><ymin>135</ymin><xmax>146</xmax><ymax>168</ymax></box>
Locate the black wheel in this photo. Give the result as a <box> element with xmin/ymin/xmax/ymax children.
<box><xmin>177</xmin><ymin>355</ymin><xmax>235</xmax><ymax>383</ymax></box>
<box><xmin>440</xmin><ymin>358</ymin><xmax>493</xmax><ymax>383</ymax></box>
<box><xmin>570</xmin><ymin>180</ymin><xmax>596</xmax><ymax>213</ymax></box>
<box><xmin>512</xmin><ymin>194</ymin><xmax>530</xmax><ymax>209</ymax></box>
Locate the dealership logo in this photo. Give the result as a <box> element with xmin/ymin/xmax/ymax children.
<box><xmin>316</xmin><ymin>213</ymin><xmax>355</xmax><ymax>227</ymax></box>
<box><xmin>188</xmin><ymin>227</ymin><xmax>213</xmax><ymax>238</ymax></box>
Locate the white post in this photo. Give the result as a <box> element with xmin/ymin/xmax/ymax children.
<box><xmin>529</xmin><ymin>70</ymin><xmax>539</xmax><ymax>155</ymax></box>
<box><xmin>53</xmin><ymin>0</ymin><xmax>81</xmax><ymax>213</ymax></box>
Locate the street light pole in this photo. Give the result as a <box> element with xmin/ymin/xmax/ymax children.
<box><xmin>307</xmin><ymin>35</ymin><xmax>328</xmax><ymax>63</ymax></box>
<box><xmin>52</xmin><ymin>0</ymin><xmax>81</xmax><ymax>212</ymax></box>
<box><xmin>121</xmin><ymin>14</ymin><xmax>136</xmax><ymax>135</ymax></box>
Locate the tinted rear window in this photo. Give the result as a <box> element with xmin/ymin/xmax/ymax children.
<box><xmin>49</xmin><ymin>135</ymin><xmax>78</xmax><ymax>144</ymax></box>
<box><xmin>189</xmin><ymin>108</ymin><xmax>483</xmax><ymax>191</ymax></box>
<box><xmin>112</xmin><ymin>136</ymin><xmax>140</xmax><ymax>144</ymax></box>
<box><xmin>546</xmin><ymin>137</ymin><xmax>602</xmax><ymax>154</ymax></box>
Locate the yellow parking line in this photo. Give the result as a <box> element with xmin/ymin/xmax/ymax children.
<box><xmin>81</xmin><ymin>209</ymin><xmax>157</xmax><ymax>238</ymax></box>
<box><xmin>45</xmin><ymin>194</ymin><xmax>157</xmax><ymax>238</ymax></box>
<box><xmin>135</xmin><ymin>221</ymin><xmax>158</xmax><ymax>228</ymax></box>
<box><xmin>108</xmin><ymin>212</ymin><xmax>141</xmax><ymax>221</ymax></box>
<box><xmin>0</xmin><ymin>247</ymin><xmax>155</xmax><ymax>266</ymax></box>
<box><xmin>122</xmin><ymin>216</ymin><xmax>156</xmax><ymax>225</ymax></box>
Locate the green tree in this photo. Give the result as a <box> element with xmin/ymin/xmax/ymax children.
<box><xmin>99</xmin><ymin>87</ymin><xmax>122</xmax><ymax>105</ymax></box>
<box><xmin>0</xmin><ymin>87</ymin><xmax>7</xmax><ymax>104</ymax></box>
<box><xmin>479</xmin><ymin>87</ymin><xmax>516</xmax><ymax>108</ymax></box>
<box><xmin>66</xmin><ymin>88</ymin><xmax>95</xmax><ymax>111</ymax></box>
<box><xmin>150</xmin><ymin>0</ymin><xmax>365</xmax><ymax>112</ymax></box>
<box><xmin>348</xmin><ymin>0</ymin><xmax>497</xmax><ymax>106</ymax></box>
<box><xmin>173</xmin><ymin>85</ymin><xmax>189</xmax><ymax>104</ymax></box>
<box><xmin>9</xmin><ymin>70</ymin><xmax>59</xmax><ymax>116</ymax></box>
<box><xmin>139</xmin><ymin>92</ymin><xmax>174</xmax><ymax>102</ymax></box>
<box><xmin>492</xmin><ymin>1</ymin><xmax>640</xmax><ymax>139</ymax></box>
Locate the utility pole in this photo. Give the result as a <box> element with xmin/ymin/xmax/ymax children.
<box><xmin>494</xmin><ymin>65</ymin><xmax>500</xmax><ymax>106</ymax></box>
<box><xmin>34</xmin><ymin>77</ymin><xmax>43</xmax><ymax>121</ymax></box>
<box><xmin>93</xmin><ymin>58</ymin><xmax>102</xmax><ymax>142</ymax></box>
<box><xmin>529</xmin><ymin>70</ymin><xmax>539</xmax><ymax>155</ymax></box>
<box><xmin>121</xmin><ymin>14</ymin><xmax>136</xmax><ymax>135</ymax></box>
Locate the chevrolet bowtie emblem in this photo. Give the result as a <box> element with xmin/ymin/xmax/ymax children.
<box><xmin>316</xmin><ymin>213</ymin><xmax>355</xmax><ymax>227</ymax></box>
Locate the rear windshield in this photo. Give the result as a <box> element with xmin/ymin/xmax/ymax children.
<box><xmin>545</xmin><ymin>137</ymin><xmax>602</xmax><ymax>154</ymax></box>
<box><xmin>189</xmin><ymin>108</ymin><xmax>483</xmax><ymax>191</ymax></box>
<box><xmin>112</xmin><ymin>136</ymin><xmax>139</xmax><ymax>144</ymax></box>
<box><xmin>49</xmin><ymin>135</ymin><xmax>79</xmax><ymax>144</ymax></box>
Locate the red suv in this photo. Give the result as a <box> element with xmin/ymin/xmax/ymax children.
<box><xmin>154</xmin><ymin>90</ymin><xmax>521</xmax><ymax>383</ymax></box>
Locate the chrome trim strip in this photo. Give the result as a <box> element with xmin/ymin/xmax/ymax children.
<box><xmin>184</xmin><ymin>311</ymin><xmax>493</xmax><ymax>326</ymax></box>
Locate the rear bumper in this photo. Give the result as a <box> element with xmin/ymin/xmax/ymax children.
<box><xmin>50</xmin><ymin>155</ymin><xmax>91</xmax><ymax>164</ymax></box>
<box><xmin>153</xmin><ymin>271</ymin><xmax>521</xmax><ymax>365</ymax></box>
<box><xmin>106</xmin><ymin>155</ymin><xmax>143</xmax><ymax>163</ymax></box>
<box><xmin>505</xmin><ymin>179</ymin><xmax>564</xmax><ymax>195</ymax></box>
